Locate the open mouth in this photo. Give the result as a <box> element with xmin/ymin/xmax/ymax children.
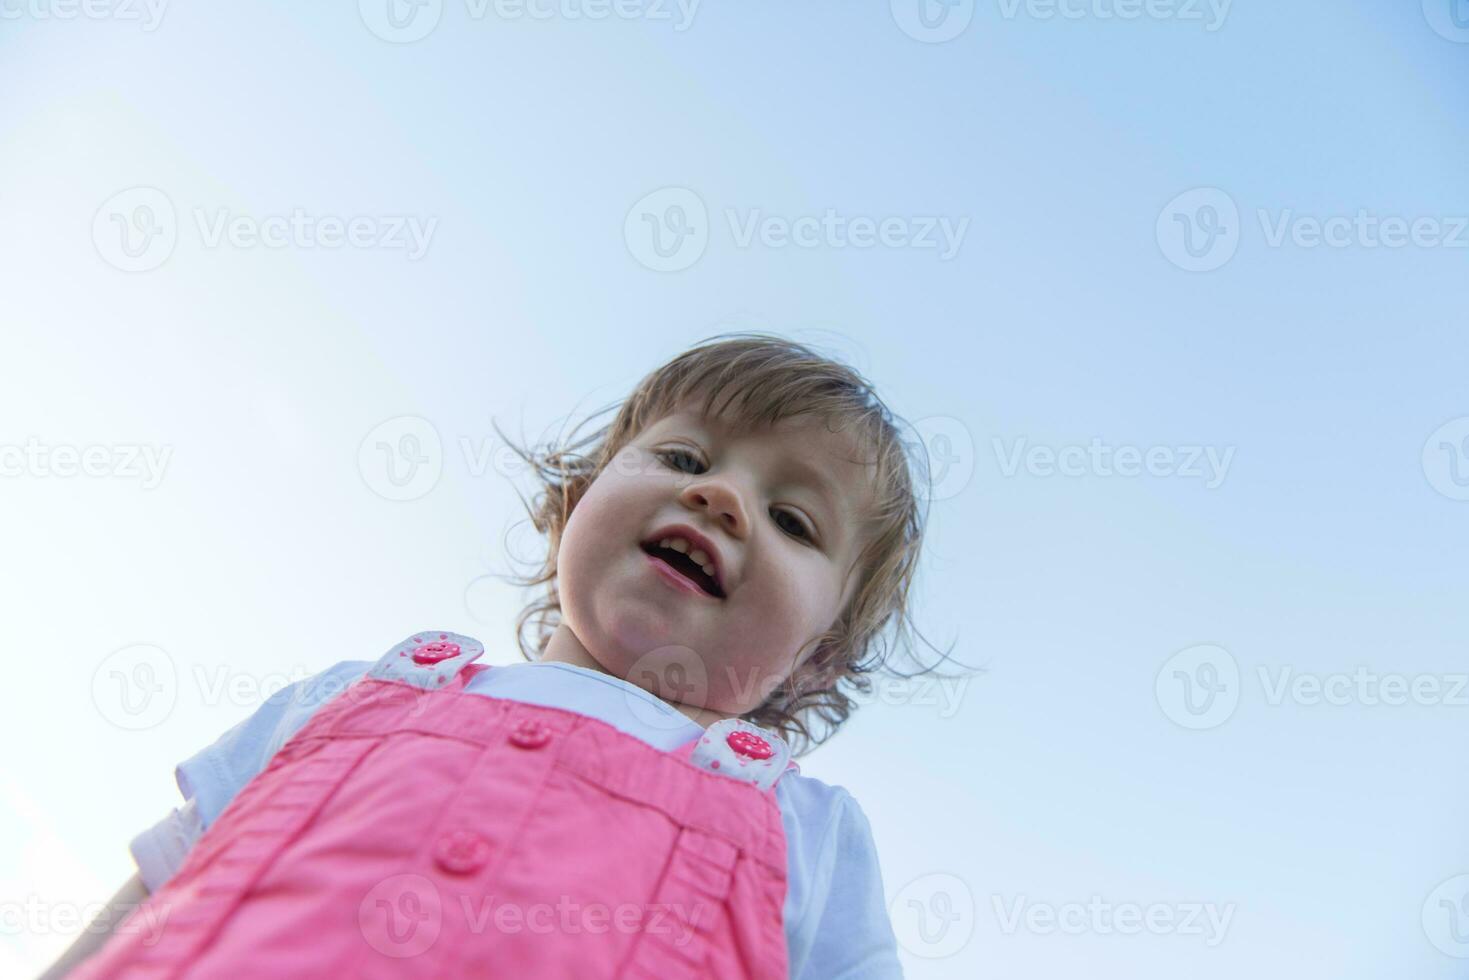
<box><xmin>639</xmin><ymin>541</ymin><xmax>725</xmax><ymax>598</ymax></box>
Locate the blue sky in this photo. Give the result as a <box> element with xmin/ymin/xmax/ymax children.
<box><xmin>2</xmin><ymin>2</ymin><xmax>1468</xmax><ymax>976</ymax></box>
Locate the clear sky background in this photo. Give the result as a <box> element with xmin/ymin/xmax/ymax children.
<box><xmin>3</xmin><ymin>2</ymin><xmax>1468</xmax><ymax>977</ymax></box>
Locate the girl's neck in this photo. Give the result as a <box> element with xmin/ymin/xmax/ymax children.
<box><xmin>537</xmin><ymin>624</ymin><xmax>735</xmax><ymax>730</ymax></box>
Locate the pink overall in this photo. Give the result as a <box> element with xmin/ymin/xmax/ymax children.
<box><xmin>77</xmin><ymin>633</ymin><xmax>794</xmax><ymax>979</ymax></box>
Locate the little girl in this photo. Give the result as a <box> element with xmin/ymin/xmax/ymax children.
<box><xmin>52</xmin><ymin>332</ymin><xmax>933</xmax><ymax>979</ymax></box>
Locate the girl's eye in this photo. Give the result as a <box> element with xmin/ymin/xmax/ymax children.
<box><xmin>657</xmin><ymin>448</ymin><xmax>816</xmax><ymax>543</ymax></box>
<box><xmin>772</xmin><ymin>509</ymin><xmax>813</xmax><ymax>541</ymax></box>
<box><xmin>657</xmin><ymin>448</ymin><xmax>705</xmax><ymax>474</ymax></box>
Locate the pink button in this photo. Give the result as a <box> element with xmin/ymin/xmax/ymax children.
<box><xmin>726</xmin><ymin>730</ymin><xmax>773</xmax><ymax>760</ymax></box>
<box><xmin>411</xmin><ymin>640</ymin><xmax>461</xmax><ymax>665</ymax></box>
<box><xmin>434</xmin><ymin>830</ymin><xmax>491</xmax><ymax>875</ymax></box>
<box><xmin>508</xmin><ymin>720</ymin><xmax>551</xmax><ymax>750</ymax></box>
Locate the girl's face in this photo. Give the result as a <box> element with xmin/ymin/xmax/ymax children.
<box><xmin>546</xmin><ymin>406</ymin><xmax>875</xmax><ymax>719</ymax></box>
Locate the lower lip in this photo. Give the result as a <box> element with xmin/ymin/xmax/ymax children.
<box><xmin>643</xmin><ymin>551</ymin><xmax>719</xmax><ymax>600</ymax></box>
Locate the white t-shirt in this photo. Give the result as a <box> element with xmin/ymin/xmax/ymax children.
<box><xmin>131</xmin><ymin>659</ymin><xmax>905</xmax><ymax>979</ymax></box>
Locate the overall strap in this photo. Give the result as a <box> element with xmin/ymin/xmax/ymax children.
<box><xmin>679</xmin><ymin>716</ymin><xmax>800</xmax><ymax>792</ymax></box>
<box><xmin>363</xmin><ymin>629</ymin><xmax>486</xmax><ymax>691</ymax></box>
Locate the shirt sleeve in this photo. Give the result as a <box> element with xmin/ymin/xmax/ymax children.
<box><xmin>128</xmin><ymin>659</ymin><xmax>372</xmax><ymax>890</ymax></box>
<box><xmin>793</xmin><ymin>790</ymin><xmax>905</xmax><ymax>980</ymax></box>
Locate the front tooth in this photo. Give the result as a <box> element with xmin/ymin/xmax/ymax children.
<box><xmin>668</xmin><ymin>538</ymin><xmax>689</xmax><ymax>553</ymax></box>
<box><xmin>689</xmin><ymin>548</ymin><xmax>709</xmax><ymax>566</ymax></box>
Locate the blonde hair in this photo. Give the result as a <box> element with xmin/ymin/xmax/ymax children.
<box><xmin>494</xmin><ymin>331</ymin><xmax>952</xmax><ymax>756</ymax></box>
